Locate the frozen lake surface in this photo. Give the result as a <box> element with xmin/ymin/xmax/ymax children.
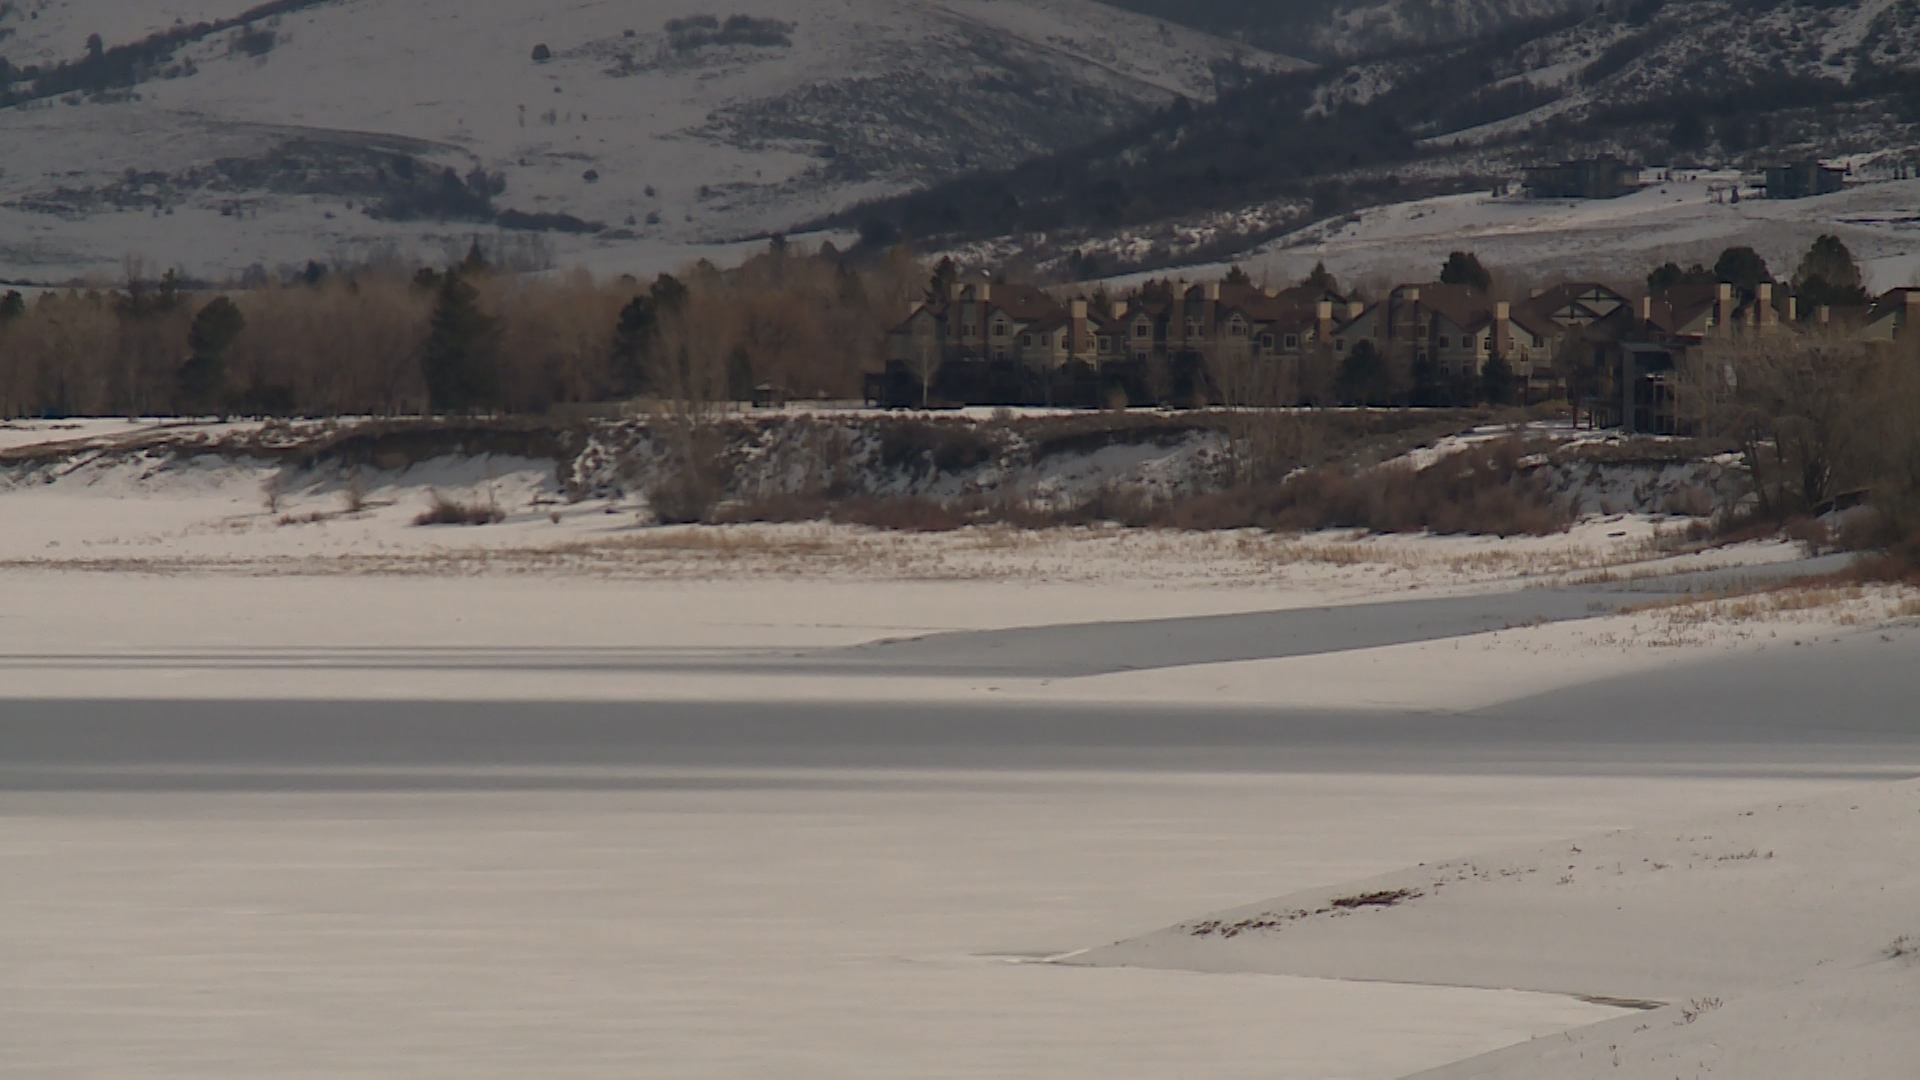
<box><xmin>5</xmin><ymin>622</ymin><xmax>1918</xmax><ymax>1079</ymax></box>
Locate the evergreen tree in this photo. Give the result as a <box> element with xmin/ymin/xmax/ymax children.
<box><xmin>1334</xmin><ymin>340</ymin><xmax>1390</xmax><ymax>406</ymax></box>
<box><xmin>459</xmin><ymin>238</ymin><xmax>489</xmax><ymax>277</ymax></box>
<box><xmin>926</xmin><ymin>257</ymin><xmax>959</xmax><ymax>303</ymax></box>
<box><xmin>650</xmin><ymin>273</ymin><xmax>688</xmax><ymax>315</ymax></box>
<box><xmin>1410</xmin><ymin>357</ymin><xmax>1442</xmax><ymax>407</ymax></box>
<box><xmin>420</xmin><ymin>271</ymin><xmax>501</xmax><ymax>413</ymax></box>
<box><xmin>178</xmin><ymin>296</ymin><xmax>244</xmax><ymax>413</ymax></box>
<box><xmin>727</xmin><ymin>346</ymin><xmax>756</xmax><ymax>401</ymax></box>
<box><xmin>1301</xmin><ymin>261</ymin><xmax>1338</xmax><ymax>295</ymax></box>
<box><xmin>1648</xmin><ymin>261</ymin><xmax>1713</xmax><ymax>294</ymax></box>
<box><xmin>1224</xmin><ymin>265</ymin><xmax>1252</xmax><ymax>286</ymax></box>
<box><xmin>611</xmin><ymin>294</ymin><xmax>655</xmax><ymax>396</ymax></box>
<box><xmin>1480</xmin><ymin>352</ymin><xmax>1517</xmax><ymax>406</ymax></box>
<box><xmin>1792</xmin><ymin>234</ymin><xmax>1870</xmax><ymax>312</ymax></box>
<box><xmin>1439</xmin><ymin>251</ymin><xmax>1491</xmax><ymax>292</ymax></box>
<box><xmin>1713</xmin><ymin>246</ymin><xmax>1772</xmax><ymax>290</ymax></box>
<box><xmin>0</xmin><ymin>290</ymin><xmax>24</xmax><ymax>324</ymax></box>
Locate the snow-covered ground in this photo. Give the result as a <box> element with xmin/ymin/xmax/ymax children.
<box><xmin>1111</xmin><ymin>175</ymin><xmax>1920</xmax><ymax>291</ymax></box>
<box><xmin>4</xmin><ymin>416</ymin><xmax>1918</xmax><ymax>1079</ymax></box>
<box><xmin>1081</xmin><ymin>779</ymin><xmax>1920</xmax><ymax>1078</ymax></box>
<box><xmin>0</xmin><ymin>415</ymin><xmax>1902</xmax><ymax>707</ymax></box>
<box><xmin>0</xmin><ymin>0</ymin><xmax>1294</xmax><ymax>284</ymax></box>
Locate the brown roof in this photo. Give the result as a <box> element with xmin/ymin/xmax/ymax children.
<box><xmin>1405</xmin><ymin>283</ymin><xmax>1497</xmax><ymax>333</ymax></box>
<box><xmin>1646</xmin><ymin>283</ymin><xmax>1720</xmax><ymax>335</ymax></box>
<box><xmin>984</xmin><ymin>282</ymin><xmax>1063</xmax><ymax>323</ymax></box>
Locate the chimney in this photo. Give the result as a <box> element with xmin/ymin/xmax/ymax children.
<box><xmin>1111</xmin><ymin>299</ymin><xmax>1126</xmax><ymax>320</ymax></box>
<box><xmin>1640</xmin><ymin>295</ymin><xmax>1653</xmax><ymax>323</ymax></box>
<box><xmin>1316</xmin><ymin>299</ymin><xmax>1333</xmax><ymax>342</ymax></box>
<box><xmin>1716</xmin><ymin>283</ymin><xmax>1733</xmax><ymax>335</ymax></box>
<box><xmin>978</xmin><ymin>283</ymin><xmax>991</xmax><ymax>304</ymax></box>
<box><xmin>1205</xmin><ymin>282</ymin><xmax>1221</xmax><ymax>302</ymax></box>
<box><xmin>1905</xmin><ymin>291</ymin><xmax>1920</xmax><ymax>336</ymax></box>
<box><xmin>909</xmin><ymin>300</ymin><xmax>924</xmax><ymax>316</ymax></box>
<box><xmin>1787</xmin><ymin>296</ymin><xmax>1798</xmax><ymax>323</ymax></box>
<box><xmin>1403</xmin><ymin>287</ymin><xmax>1420</xmax><ymax>302</ymax></box>
<box><xmin>1347</xmin><ymin>301</ymin><xmax>1364</xmax><ymax>321</ymax></box>
<box><xmin>1264</xmin><ymin>287</ymin><xmax>1278</xmax><ymax>299</ymax></box>
<box><xmin>1818</xmin><ymin>304</ymin><xmax>1831</xmax><ymax>326</ymax></box>
<box><xmin>1070</xmin><ymin>298</ymin><xmax>1087</xmax><ymax>320</ymax></box>
<box><xmin>1494</xmin><ymin>300</ymin><xmax>1512</xmax><ymax>359</ymax></box>
<box><xmin>949</xmin><ymin>283</ymin><xmax>963</xmax><ymax>302</ymax></box>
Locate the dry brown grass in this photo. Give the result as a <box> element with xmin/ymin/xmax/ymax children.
<box><xmin>413</xmin><ymin>490</ymin><xmax>505</xmax><ymax>526</ymax></box>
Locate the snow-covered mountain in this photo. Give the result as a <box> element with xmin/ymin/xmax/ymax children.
<box><xmin>0</xmin><ymin>0</ymin><xmax>1299</xmax><ymax>283</ymax></box>
<box><xmin>855</xmin><ymin>0</ymin><xmax>1920</xmax><ymax>283</ymax></box>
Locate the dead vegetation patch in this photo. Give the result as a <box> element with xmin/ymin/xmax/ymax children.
<box><xmin>413</xmin><ymin>490</ymin><xmax>505</xmax><ymax>526</ymax></box>
<box><xmin>1188</xmin><ymin>887</ymin><xmax>1422</xmax><ymax>939</ymax></box>
<box><xmin>1329</xmin><ymin>887</ymin><xmax>1421</xmax><ymax>910</ymax></box>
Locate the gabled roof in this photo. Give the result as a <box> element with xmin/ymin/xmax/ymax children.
<box><xmin>1517</xmin><ymin>283</ymin><xmax>1629</xmax><ymax>328</ymax></box>
<box><xmin>1865</xmin><ymin>287</ymin><xmax>1920</xmax><ymax>326</ymax></box>
<box><xmin>1402</xmin><ymin>283</ymin><xmax>1496</xmax><ymax>333</ymax></box>
<box><xmin>981</xmin><ymin>283</ymin><xmax>1061</xmax><ymax>323</ymax></box>
<box><xmin>1646</xmin><ymin>284</ymin><xmax>1721</xmax><ymax>335</ymax></box>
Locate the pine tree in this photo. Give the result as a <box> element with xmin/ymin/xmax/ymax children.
<box><xmin>0</xmin><ymin>290</ymin><xmax>24</xmax><ymax>324</ymax></box>
<box><xmin>1439</xmin><ymin>252</ymin><xmax>1491</xmax><ymax>292</ymax></box>
<box><xmin>1792</xmin><ymin>235</ymin><xmax>1869</xmax><ymax>312</ymax></box>
<box><xmin>926</xmin><ymin>257</ymin><xmax>958</xmax><ymax>303</ymax></box>
<box><xmin>178</xmin><ymin>296</ymin><xmax>245</xmax><ymax>413</ymax></box>
<box><xmin>727</xmin><ymin>346</ymin><xmax>756</xmax><ymax>401</ymax></box>
<box><xmin>1301</xmin><ymin>261</ymin><xmax>1338</xmax><ymax>295</ymax></box>
<box><xmin>1713</xmin><ymin>246</ymin><xmax>1772</xmax><ymax>290</ymax></box>
<box><xmin>1335</xmin><ymin>340</ymin><xmax>1390</xmax><ymax>406</ymax></box>
<box><xmin>1480</xmin><ymin>352</ymin><xmax>1517</xmax><ymax>406</ymax></box>
<box><xmin>420</xmin><ymin>271</ymin><xmax>501</xmax><ymax>413</ymax></box>
<box><xmin>611</xmin><ymin>293</ymin><xmax>657</xmax><ymax>396</ymax></box>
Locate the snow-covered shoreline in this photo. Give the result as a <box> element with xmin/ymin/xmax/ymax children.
<box><xmin>4</xmin><ymin>415</ymin><xmax>1918</xmax><ymax>1079</ymax></box>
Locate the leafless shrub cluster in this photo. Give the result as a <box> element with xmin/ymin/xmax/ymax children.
<box><xmin>1157</xmin><ymin>436</ymin><xmax>1567</xmax><ymax>536</ymax></box>
<box><xmin>1688</xmin><ymin>331</ymin><xmax>1920</xmax><ymax>578</ymax></box>
<box><xmin>413</xmin><ymin>490</ymin><xmax>504</xmax><ymax>526</ymax></box>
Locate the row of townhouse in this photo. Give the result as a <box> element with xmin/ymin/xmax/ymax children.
<box><xmin>878</xmin><ymin>275</ymin><xmax>1624</xmax><ymax>407</ymax></box>
<box><xmin>1581</xmin><ymin>283</ymin><xmax>1920</xmax><ymax>435</ymax></box>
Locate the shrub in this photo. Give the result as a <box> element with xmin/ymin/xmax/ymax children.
<box><xmin>413</xmin><ymin>490</ymin><xmax>504</xmax><ymax>526</ymax></box>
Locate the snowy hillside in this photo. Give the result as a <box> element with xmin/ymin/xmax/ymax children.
<box><xmin>868</xmin><ymin>0</ymin><xmax>1920</xmax><ymax>283</ymax></box>
<box><xmin>1114</xmin><ymin>172</ymin><xmax>1920</xmax><ymax>290</ymax></box>
<box><xmin>0</xmin><ymin>0</ymin><xmax>1295</xmax><ymax>284</ymax></box>
<box><xmin>1102</xmin><ymin>0</ymin><xmax>1599</xmax><ymax>60</ymax></box>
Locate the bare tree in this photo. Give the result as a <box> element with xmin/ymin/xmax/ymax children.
<box><xmin>1690</xmin><ymin>329</ymin><xmax>1882</xmax><ymax>517</ymax></box>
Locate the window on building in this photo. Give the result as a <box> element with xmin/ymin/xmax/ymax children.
<box><xmin>1230</xmin><ymin>322</ymin><xmax>1245</xmax><ymax>337</ymax></box>
<box><xmin>1098</xmin><ymin>338</ymin><xmax>1110</xmax><ymax>354</ymax></box>
<box><xmin>1437</xmin><ymin>335</ymin><xmax>1451</xmax><ymax>348</ymax></box>
<box><xmin>1283</xmin><ymin>334</ymin><xmax>1299</xmax><ymax>349</ymax></box>
<box><xmin>1022</xmin><ymin>334</ymin><xmax>1032</xmax><ymax>347</ymax></box>
<box><xmin>1260</xmin><ymin>334</ymin><xmax>1275</xmax><ymax>349</ymax></box>
<box><xmin>992</xmin><ymin>322</ymin><xmax>1007</xmax><ymax>339</ymax></box>
<box><xmin>1135</xmin><ymin>323</ymin><xmax>1149</xmax><ymax>339</ymax></box>
<box><xmin>1335</xmin><ymin>339</ymin><xmax>1346</xmax><ymax>351</ymax></box>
